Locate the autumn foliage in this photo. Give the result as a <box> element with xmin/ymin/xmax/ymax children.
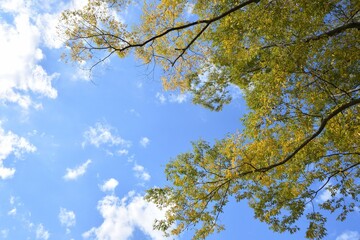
<box><xmin>61</xmin><ymin>0</ymin><xmax>360</xmax><ymax>239</ymax></box>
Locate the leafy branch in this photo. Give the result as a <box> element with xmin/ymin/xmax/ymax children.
<box><xmin>238</xmin><ymin>98</ymin><xmax>360</xmax><ymax>176</ymax></box>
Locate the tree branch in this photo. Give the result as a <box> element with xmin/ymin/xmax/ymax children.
<box><xmin>236</xmin><ymin>98</ymin><xmax>360</xmax><ymax>177</ymax></box>
<box><xmin>114</xmin><ymin>0</ymin><xmax>260</xmax><ymax>52</ymax></box>
<box><xmin>307</xmin><ymin>161</ymin><xmax>360</xmax><ymax>203</ymax></box>
<box><xmin>67</xmin><ymin>0</ymin><xmax>260</xmax><ymax>71</ymax></box>
<box><xmin>172</xmin><ymin>22</ymin><xmax>211</xmax><ymax>66</ymax></box>
<box><xmin>304</xmin><ymin>21</ymin><xmax>360</xmax><ymax>42</ymax></box>
<box><xmin>261</xmin><ymin>98</ymin><xmax>360</xmax><ymax>172</ymax></box>
<box><xmin>263</xmin><ymin>22</ymin><xmax>360</xmax><ymax>49</ymax></box>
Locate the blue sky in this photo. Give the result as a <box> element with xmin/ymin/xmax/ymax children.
<box><xmin>0</xmin><ymin>1</ymin><xmax>359</xmax><ymax>240</ymax></box>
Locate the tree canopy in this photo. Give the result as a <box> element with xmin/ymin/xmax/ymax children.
<box><xmin>61</xmin><ymin>0</ymin><xmax>360</xmax><ymax>239</ymax></box>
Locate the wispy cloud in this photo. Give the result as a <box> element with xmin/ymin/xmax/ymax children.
<box><xmin>336</xmin><ymin>231</ymin><xmax>360</xmax><ymax>240</ymax></box>
<box><xmin>9</xmin><ymin>196</ymin><xmax>15</xmax><ymax>205</ymax></box>
<box><xmin>82</xmin><ymin>191</ymin><xmax>171</xmax><ymax>240</ymax></box>
<box><xmin>133</xmin><ymin>164</ymin><xmax>150</xmax><ymax>181</ymax></box>
<box><xmin>100</xmin><ymin>178</ymin><xmax>119</xmax><ymax>192</ymax></box>
<box><xmin>4</xmin><ymin>194</ymin><xmax>51</xmax><ymax>239</ymax></box>
<box><xmin>8</xmin><ymin>195</ymin><xmax>18</xmax><ymax>216</ymax></box>
<box><xmin>63</xmin><ymin>159</ymin><xmax>91</xmax><ymax>181</ymax></box>
<box><xmin>7</xmin><ymin>208</ymin><xmax>17</xmax><ymax>216</ymax></box>
<box><xmin>0</xmin><ymin>123</ymin><xmax>36</xmax><ymax>179</ymax></box>
<box><xmin>118</xmin><ymin>149</ymin><xmax>129</xmax><ymax>156</ymax></box>
<box><xmin>155</xmin><ymin>92</ymin><xmax>166</xmax><ymax>104</ymax></box>
<box><xmin>59</xmin><ymin>208</ymin><xmax>76</xmax><ymax>229</ymax></box>
<box><xmin>155</xmin><ymin>92</ymin><xmax>189</xmax><ymax>104</ymax></box>
<box><xmin>35</xmin><ymin>224</ymin><xmax>50</xmax><ymax>240</ymax></box>
<box><xmin>59</xmin><ymin>208</ymin><xmax>76</xmax><ymax>227</ymax></box>
<box><xmin>139</xmin><ymin>137</ymin><xmax>150</xmax><ymax>148</ymax></box>
<box><xmin>169</xmin><ymin>93</ymin><xmax>188</xmax><ymax>103</ymax></box>
<box><xmin>82</xmin><ymin>122</ymin><xmax>131</xmax><ymax>148</ymax></box>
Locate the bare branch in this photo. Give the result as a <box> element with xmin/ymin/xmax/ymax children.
<box><xmin>89</xmin><ymin>50</ymin><xmax>116</xmax><ymax>71</ymax></box>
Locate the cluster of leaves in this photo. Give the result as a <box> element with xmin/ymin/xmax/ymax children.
<box><xmin>61</xmin><ymin>0</ymin><xmax>360</xmax><ymax>239</ymax></box>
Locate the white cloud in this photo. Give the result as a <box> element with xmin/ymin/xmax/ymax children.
<box><xmin>0</xmin><ymin>1</ymin><xmax>59</xmax><ymax>109</ymax></box>
<box><xmin>63</xmin><ymin>159</ymin><xmax>91</xmax><ymax>181</ymax></box>
<box><xmin>319</xmin><ymin>189</ymin><xmax>332</xmax><ymax>202</ymax></box>
<box><xmin>59</xmin><ymin>208</ymin><xmax>76</xmax><ymax>228</ymax></box>
<box><xmin>36</xmin><ymin>12</ymin><xmax>64</xmax><ymax>49</ymax></box>
<box><xmin>83</xmin><ymin>191</ymin><xmax>171</xmax><ymax>240</ymax></box>
<box><xmin>0</xmin><ymin>165</ymin><xmax>16</xmax><ymax>180</ymax></box>
<box><xmin>133</xmin><ymin>164</ymin><xmax>150</xmax><ymax>181</ymax></box>
<box><xmin>316</xmin><ymin>182</ymin><xmax>339</xmax><ymax>203</ymax></box>
<box><xmin>7</xmin><ymin>208</ymin><xmax>17</xmax><ymax>216</ymax></box>
<box><xmin>139</xmin><ymin>137</ymin><xmax>150</xmax><ymax>148</ymax></box>
<box><xmin>127</xmin><ymin>155</ymin><xmax>135</xmax><ymax>163</ymax></box>
<box><xmin>0</xmin><ymin>0</ymin><xmax>29</xmax><ymax>13</ymax></box>
<box><xmin>67</xmin><ymin>0</ymin><xmax>89</xmax><ymax>10</ymax></box>
<box><xmin>83</xmin><ymin>122</ymin><xmax>131</xmax><ymax>148</ymax></box>
<box><xmin>35</xmin><ymin>224</ymin><xmax>49</xmax><ymax>240</ymax></box>
<box><xmin>118</xmin><ymin>149</ymin><xmax>129</xmax><ymax>156</ymax></box>
<box><xmin>169</xmin><ymin>93</ymin><xmax>188</xmax><ymax>103</ymax></box>
<box><xmin>9</xmin><ymin>196</ymin><xmax>15</xmax><ymax>205</ymax></box>
<box><xmin>4</xmin><ymin>194</ymin><xmax>51</xmax><ymax>240</ymax></box>
<box><xmin>185</xmin><ymin>2</ymin><xmax>195</xmax><ymax>16</ymax></box>
<box><xmin>0</xmin><ymin>0</ymin><xmax>132</xmax><ymax>107</ymax></box>
<box><xmin>155</xmin><ymin>92</ymin><xmax>166</xmax><ymax>104</ymax></box>
<box><xmin>100</xmin><ymin>178</ymin><xmax>119</xmax><ymax>192</ymax></box>
<box><xmin>336</xmin><ymin>231</ymin><xmax>360</xmax><ymax>240</ymax></box>
<box><xmin>0</xmin><ymin>123</ymin><xmax>36</xmax><ymax>179</ymax></box>
<box><xmin>155</xmin><ymin>92</ymin><xmax>189</xmax><ymax>104</ymax></box>
<box><xmin>228</xmin><ymin>83</ymin><xmax>243</xmax><ymax>100</ymax></box>
<box><xmin>70</xmin><ymin>61</ymin><xmax>92</xmax><ymax>81</ymax></box>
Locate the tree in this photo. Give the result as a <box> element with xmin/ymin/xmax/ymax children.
<box><xmin>60</xmin><ymin>0</ymin><xmax>360</xmax><ymax>239</ymax></box>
